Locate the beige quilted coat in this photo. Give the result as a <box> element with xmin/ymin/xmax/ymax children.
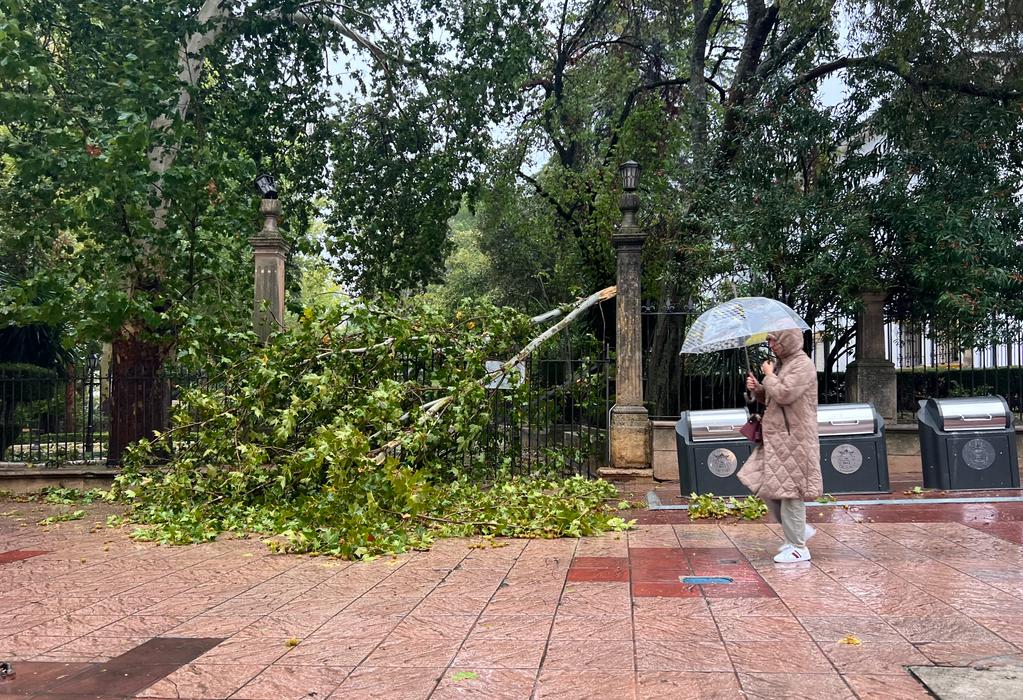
<box><xmin>737</xmin><ymin>328</ymin><xmax>823</xmax><ymax>500</ymax></box>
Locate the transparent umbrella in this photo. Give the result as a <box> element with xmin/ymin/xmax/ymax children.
<box><xmin>679</xmin><ymin>297</ymin><xmax>809</xmax><ymax>386</ymax></box>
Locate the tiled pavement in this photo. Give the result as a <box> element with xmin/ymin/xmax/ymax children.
<box><xmin>3</xmin><ymin>500</ymin><xmax>1023</xmax><ymax>698</ymax></box>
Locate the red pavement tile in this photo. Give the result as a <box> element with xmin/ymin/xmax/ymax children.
<box><xmin>566</xmin><ymin>566</ymin><xmax>629</xmax><ymax>582</ymax></box>
<box><xmin>0</xmin><ymin>550</ymin><xmax>48</xmax><ymax>564</ymax></box>
<box><xmin>570</xmin><ymin>556</ymin><xmax>629</xmax><ymax>568</ymax></box>
<box><xmin>631</xmin><ymin>581</ymin><xmax>702</xmax><ymax>598</ymax></box>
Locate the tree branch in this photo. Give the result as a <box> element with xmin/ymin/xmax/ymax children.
<box><xmin>784</xmin><ymin>56</ymin><xmax>1023</xmax><ymax>100</ymax></box>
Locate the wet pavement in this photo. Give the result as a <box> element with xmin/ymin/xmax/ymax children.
<box><xmin>3</xmin><ymin>496</ymin><xmax>1023</xmax><ymax>698</ymax></box>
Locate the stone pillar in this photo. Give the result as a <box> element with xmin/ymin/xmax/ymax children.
<box><xmin>603</xmin><ymin>161</ymin><xmax>652</xmax><ymax>477</ymax></box>
<box><xmin>249</xmin><ymin>198</ymin><xmax>290</xmax><ymax>342</ymax></box>
<box><xmin>846</xmin><ymin>290</ymin><xmax>898</xmax><ymax>421</ymax></box>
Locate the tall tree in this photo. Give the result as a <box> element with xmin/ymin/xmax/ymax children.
<box><xmin>0</xmin><ymin>0</ymin><xmax>541</xmax><ymax>459</ymax></box>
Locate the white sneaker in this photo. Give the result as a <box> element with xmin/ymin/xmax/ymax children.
<box><xmin>777</xmin><ymin>526</ymin><xmax>817</xmax><ymax>552</ymax></box>
<box><xmin>774</xmin><ymin>546</ymin><xmax>811</xmax><ymax>563</ymax></box>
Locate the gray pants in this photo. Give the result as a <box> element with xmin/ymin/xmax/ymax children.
<box><xmin>766</xmin><ymin>498</ymin><xmax>807</xmax><ymax>548</ymax></box>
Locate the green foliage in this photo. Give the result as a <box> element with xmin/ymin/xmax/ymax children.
<box><xmin>114</xmin><ymin>298</ymin><xmax>631</xmax><ymax>558</ymax></box>
<box><xmin>40</xmin><ymin>487</ymin><xmax>108</xmax><ymax>505</ymax></box>
<box><xmin>37</xmin><ymin>509</ymin><xmax>85</xmax><ymax>525</ymax></box>
<box><xmin>688</xmin><ymin>493</ymin><xmax>767</xmax><ymax>521</ymax></box>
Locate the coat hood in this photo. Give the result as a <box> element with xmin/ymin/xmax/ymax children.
<box><xmin>772</xmin><ymin>328</ymin><xmax>805</xmax><ymax>360</ymax></box>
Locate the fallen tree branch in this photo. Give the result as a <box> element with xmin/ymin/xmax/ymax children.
<box><xmin>370</xmin><ymin>285</ymin><xmax>617</xmax><ymax>462</ymax></box>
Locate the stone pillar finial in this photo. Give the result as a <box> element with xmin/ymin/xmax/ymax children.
<box><xmin>602</xmin><ymin>161</ymin><xmax>653</xmax><ymax>477</ymax></box>
<box><xmin>249</xmin><ymin>198</ymin><xmax>290</xmax><ymax>342</ymax></box>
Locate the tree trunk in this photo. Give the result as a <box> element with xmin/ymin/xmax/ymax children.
<box><xmin>106</xmin><ymin>328</ymin><xmax>173</xmax><ymax>465</ymax></box>
<box><xmin>644</xmin><ymin>282</ymin><xmax>685</xmax><ymax>418</ymax></box>
<box><xmin>64</xmin><ymin>363</ymin><xmax>77</xmax><ymax>434</ymax></box>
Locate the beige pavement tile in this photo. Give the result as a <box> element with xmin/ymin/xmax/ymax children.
<box><xmin>635</xmin><ymin>640</ymin><xmax>732</xmax><ymax>672</ymax></box>
<box><xmin>543</xmin><ymin>639</ymin><xmax>634</xmax><ymax>671</ymax></box>
<box><xmin>470</xmin><ymin>613</ymin><xmax>554</xmax><ymax>640</ymax></box>
<box><xmin>328</xmin><ymin>665</ymin><xmax>443</xmax><ymax>699</ymax></box>
<box><xmin>636</xmin><ymin>671</ymin><xmax>740</xmax><ymax>700</ymax></box>
<box><xmin>163</xmin><ymin>614</ymin><xmax>262</xmax><ymax>638</ymax></box>
<box><xmin>550</xmin><ymin>614</ymin><xmax>633</xmax><ymax>641</ymax></box>
<box><xmin>453</xmin><ymin>637</ymin><xmax>546</xmax><ymax>669</ymax></box>
<box><xmin>360</xmin><ymin>636</ymin><xmax>461</xmax><ymax>668</ymax></box>
<box><xmin>797</xmin><ymin>615</ymin><xmax>905</xmax><ymax>642</ymax></box>
<box><xmin>196</xmin><ymin>636</ymin><xmax>294</xmax><ymax>665</ymax></box>
<box><xmin>820</xmin><ymin>640</ymin><xmax>930</xmax><ymax>674</ymax></box>
<box><xmin>534</xmin><ymin>669</ymin><xmax>636</xmax><ymax>699</ymax></box>
<box><xmin>725</xmin><ymin>641</ymin><xmax>833</xmax><ymax>674</ymax></box>
<box><xmin>432</xmin><ymin>667</ymin><xmax>537</xmax><ymax>699</ymax></box>
<box><xmin>842</xmin><ymin>672</ymin><xmax>938</xmax><ymax>699</ymax></box>
<box><xmin>277</xmin><ymin>637</ymin><xmax>378</xmax><ymax>666</ymax></box>
<box><xmin>232</xmin><ymin>663</ymin><xmax>351</xmax><ymax>700</ymax></box>
<box><xmin>136</xmin><ymin>662</ymin><xmax>264</xmax><ymax>698</ymax></box>
<box><xmin>715</xmin><ymin>615</ymin><xmax>811</xmax><ymax>641</ymax></box>
<box><xmin>913</xmin><ymin>640</ymin><xmax>1023</xmax><ymax>666</ymax></box>
<box><xmin>738</xmin><ymin>672</ymin><xmax>854</xmax><ymax>699</ymax></box>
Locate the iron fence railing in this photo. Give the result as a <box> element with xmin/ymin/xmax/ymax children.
<box><xmin>1</xmin><ymin>344</ymin><xmax>615</xmax><ymax>476</ymax></box>
<box><xmin>641</xmin><ymin>306</ymin><xmax>1023</xmax><ymax>423</ymax></box>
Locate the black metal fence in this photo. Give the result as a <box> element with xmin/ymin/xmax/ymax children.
<box><xmin>887</xmin><ymin>318</ymin><xmax>1023</xmax><ymax>421</ymax></box>
<box><xmin>0</xmin><ymin>367</ymin><xmax>210</xmax><ymax>466</ymax></box>
<box><xmin>1</xmin><ymin>343</ymin><xmax>615</xmax><ymax>476</ymax></box>
<box><xmin>641</xmin><ymin>305</ymin><xmax>1023</xmax><ymax>424</ymax></box>
<box><xmin>641</xmin><ymin>307</ymin><xmax>850</xmax><ymax>420</ymax></box>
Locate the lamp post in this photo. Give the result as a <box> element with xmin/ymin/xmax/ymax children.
<box><xmin>250</xmin><ymin>174</ymin><xmax>290</xmax><ymax>342</ymax></box>
<box><xmin>604</xmin><ymin>160</ymin><xmax>652</xmax><ymax>475</ymax></box>
<box><xmin>84</xmin><ymin>352</ymin><xmax>99</xmax><ymax>458</ymax></box>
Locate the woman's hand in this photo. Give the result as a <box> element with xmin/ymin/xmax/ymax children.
<box><xmin>746</xmin><ymin>372</ymin><xmax>761</xmax><ymax>392</ymax></box>
<box><xmin>761</xmin><ymin>360</ymin><xmax>775</xmax><ymax>376</ymax></box>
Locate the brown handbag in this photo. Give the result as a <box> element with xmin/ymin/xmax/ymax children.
<box><xmin>739</xmin><ymin>414</ymin><xmax>763</xmax><ymax>444</ymax></box>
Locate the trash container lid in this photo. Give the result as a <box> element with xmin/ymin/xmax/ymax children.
<box><xmin>686</xmin><ymin>407</ymin><xmax>750</xmax><ymax>442</ymax></box>
<box><xmin>817</xmin><ymin>403</ymin><xmax>877</xmax><ymax>436</ymax></box>
<box><xmin>929</xmin><ymin>396</ymin><xmax>1010</xmax><ymax>432</ymax></box>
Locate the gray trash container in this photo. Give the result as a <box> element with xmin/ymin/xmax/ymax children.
<box><xmin>917</xmin><ymin>396</ymin><xmax>1019</xmax><ymax>490</ymax></box>
<box><xmin>817</xmin><ymin>403</ymin><xmax>890</xmax><ymax>494</ymax></box>
<box><xmin>676</xmin><ymin>408</ymin><xmax>754</xmax><ymax>497</ymax></box>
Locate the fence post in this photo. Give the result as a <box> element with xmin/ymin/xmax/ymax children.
<box><xmin>846</xmin><ymin>289</ymin><xmax>897</xmax><ymax>421</ymax></box>
<box><xmin>603</xmin><ymin>161</ymin><xmax>652</xmax><ymax>477</ymax></box>
<box><xmin>250</xmin><ymin>190</ymin><xmax>289</xmax><ymax>342</ymax></box>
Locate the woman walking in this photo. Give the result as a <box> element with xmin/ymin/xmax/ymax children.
<box><xmin>738</xmin><ymin>328</ymin><xmax>823</xmax><ymax>563</ymax></box>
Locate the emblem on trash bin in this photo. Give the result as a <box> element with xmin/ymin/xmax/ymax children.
<box><xmin>707</xmin><ymin>448</ymin><xmax>738</xmax><ymax>478</ymax></box>
<box><xmin>962</xmin><ymin>438</ymin><xmax>996</xmax><ymax>470</ymax></box>
<box><xmin>831</xmin><ymin>444</ymin><xmax>863</xmax><ymax>474</ymax></box>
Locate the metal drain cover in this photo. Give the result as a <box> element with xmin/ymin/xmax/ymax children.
<box><xmin>680</xmin><ymin>576</ymin><xmax>733</xmax><ymax>585</ymax></box>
